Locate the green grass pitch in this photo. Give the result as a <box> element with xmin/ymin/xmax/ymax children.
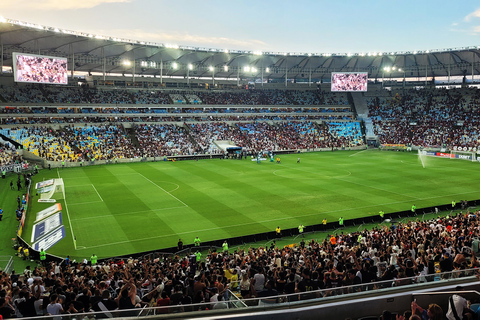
<box><xmin>21</xmin><ymin>150</ymin><xmax>480</xmax><ymax>260</ymax></box>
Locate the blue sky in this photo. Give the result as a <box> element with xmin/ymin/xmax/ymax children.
<box><xmin>2</xmin><ymin>0</ymin><xmax>480</xmax><ymax>54</ymax></box>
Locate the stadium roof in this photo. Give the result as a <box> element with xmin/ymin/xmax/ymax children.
<box><xmin>1</xmin><ymin>18</ymin><xmax>480</xmax><ymax>81</ymax></box>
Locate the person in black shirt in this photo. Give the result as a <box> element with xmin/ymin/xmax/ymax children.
<box><xmin>92</xmin><ymin>290</ymin><xmax>118</xmax><ymax>319</ymax></box>
<box><xmin>0</xmin><ymin>297</ymin><xmax>15</xmax><ymax>319</ymax></box>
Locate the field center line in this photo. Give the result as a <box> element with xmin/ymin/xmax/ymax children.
<box><xmin>91</xmin><ymin>184</ymin><xmax>104</xmax><ymax>202</ymax></box>
<box><xmin>136</xmin><ymin>172</ymin><xmax>188</xmax><ymax>207</ymax></box>
<box><xmin>57</xmin><ymin>168</ymin><xmax>77</xmax><ymax>249</ymax></box>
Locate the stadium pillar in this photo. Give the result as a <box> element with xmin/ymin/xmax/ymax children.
<box><xmin>160</xmin><ymin>59</ymin><xmax>163</xmax><ymax>84</ymax></box>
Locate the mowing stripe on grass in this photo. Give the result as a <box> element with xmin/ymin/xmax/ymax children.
<box><xmin>67</xmin><ymin>200</ymin><xmax>104</xmax><ymax>206</ymax></box>
<box><xmin>70</xmin><ymin>206</ymin><xmax>188</xmax><ymax>221</ymax></box>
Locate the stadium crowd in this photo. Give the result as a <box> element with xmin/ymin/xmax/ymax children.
<box><xmin>0</xmin><ymin>86</ymin><xmax>350</xmax><ymax>107</ymax></box>
<box><xmin>0</xmin><ymin>210</ymin><xmax>479</xmax><ymax>318</ymax></box>
<box><xmin>1</xmin><ymin>119</ymin><xmax>362</xmax><ymax>162</ymax></box>
<box><xmin>368</xmin><ymin>88</ymin><xmax>480</xmax><ymax>149</ymax></box>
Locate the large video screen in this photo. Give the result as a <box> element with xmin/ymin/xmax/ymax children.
<box><xmin>331</xmin><ymin>72</ymin><xmax>368</xmax><ymax>92</ymax></box>
<box><xmin>13</xmin><ymin>53</ymin><xmax>68</xmax><ymax>84</ymax></box>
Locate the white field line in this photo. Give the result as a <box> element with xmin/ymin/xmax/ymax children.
<box><xmin>348</xmin><ymin>149</ymin><xmax>368</xmax><ymax>157</ymax></box>
<box><xmin>136</xmin><ymin>172</ymin><xmax>188</xmax><ymax>207</ymax></box>
<box><xmin>91</xmin><ymin>184</ymin><xmax>104</xmax><ymax>202</ymax></box>
<box><xmin>57</xmin><ymin>168</ymin><xmax>77</xmax><ymax>249</ymax></box>
<box><xmin>77</xmin><ymin>190</ymin><xmax>480</xmax><ymax>250</ymax></box>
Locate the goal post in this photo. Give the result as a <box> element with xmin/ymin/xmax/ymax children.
<box><xmin>450</xmin><ymin>149</ymin><xmax>477</xmax><ymax>162</ymax></box>
<box><xmin>38</xmin><ymin>178</ymin><xmax>64</xmax><ymax>203</ymax></box>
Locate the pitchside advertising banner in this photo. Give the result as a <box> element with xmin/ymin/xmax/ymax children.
<box><xmin>434</xmin><ymin>152</ymin><xmax>479</xmax><ymax>161</ymax></box>
<box><xmin>31</xmin><ymin>212</ymin><xmax>63</xmax><ymax>243</ymax></box>
<box><xmin>35</xmin><ymin>203</ymin><xmax>62</xmax><ymax>223</ymax></box>
<box><xmin>32</xmin><ymin>226</ymin><xmax>66</xmax><ymax>251</ymax></box>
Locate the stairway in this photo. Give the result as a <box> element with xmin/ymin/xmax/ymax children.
<box><xmin>125</xmin><ymin>126</ymin><xmax>141</xmax><ymax>149</ymax></box>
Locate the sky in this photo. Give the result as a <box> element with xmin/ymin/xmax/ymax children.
<box><xmin>2</xmin><ymin>0</ymin><xmax>480</xmax><ymax>54</ymax></box>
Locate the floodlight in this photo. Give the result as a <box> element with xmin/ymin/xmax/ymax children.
<box><xmin>398</xmin><ymin>68</ymin><xmax>402</xmax><ymax>72</ymax></box>
<box><xmin>392</xmin><ymin>66</ymin><xmax>396</xmax><ymax>70</ymax></box>
<box><xmin>223</xmin><ymin>66</ymin><xmax>229</xmax><ymax>71</ymax></box>
<box><xmin>266</xmin><ymin>67</ymin><xmax>270</xmax><ymax>73</ymax></box>
<box><xmin>122</xmin><ymin>60</ymin><xmax>131</xmax><ymax>66</ymax></box>
<box><xmin>188</xmin><ymin>64</ymin><xmax>193</xmax><ymax>70</ymax></box>
<box><xmin>224</xmin><ymin>49</ymin><xmax>229</xmax><ymax>53</ymax></box>
<box><xmin>209</xmin><ymin>66</ymin><xmax>214</xmax><ymax>71</ymax></box>
<box><xmin>172</xmin><ymin>62</ymin><xmax>178</xmax><ymax>69</ymax></box>
<box><xmin>243</xmin><ymin>66</ymin><xmax>250</xmax><ymax>72</ymax></box>
<box><xmin>0</xmin><ymin>17</ymin><xmax>6</xmax><ymax>23</ymax></box>
<box><xmin>251</xmin><ymin>67</ymin><xmax>257</xmax><ymax>73</ymax></box>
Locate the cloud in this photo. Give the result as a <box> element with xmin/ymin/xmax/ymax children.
<box><xmin>98</xmin><ymin>29</ymin><xmax>268</xmax><ymax>50</ymax></box>
<box><xmin>2</xmin><ymin>0</ymin><xmax>131</xmax><ymax>10</ymax></box>
<box><xmin>465</xmin><ymin>8</ymin><xmax>480</xmax><ymax>22</ymax></box>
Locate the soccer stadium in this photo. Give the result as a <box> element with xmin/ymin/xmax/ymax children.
<box><xmin>1</xmin><ymin>12</ymin><xmax>480</xmax><ymax>320</ymax></box>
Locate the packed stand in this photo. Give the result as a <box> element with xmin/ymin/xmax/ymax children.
<box><xmin>0</xmin><ymin>210</ymin><xmax>479</xmax><ymax>318</ymax></box>
<box><xmin>135</xmin><ymin>124</ymin><xmax>194</xmax><ymax>157</ymax></box>
<box><xmin>368</xmin><ymin>88</ymin><xmax>480</xmax><ymax>149</ymax></box>
<box><xmin>61</xmin><ymin>125</ymin><xmax>138</xmax><ymax>160</ymax></box>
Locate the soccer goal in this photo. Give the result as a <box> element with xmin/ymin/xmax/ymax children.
<box><xmin>38</xmin><ymin>178</ymin><xmax>65</xmax><ymax>203</ymax></box>
<box><xmin>450</xmin><ymin>149</ymin><xmax>478</xmax><ymax>162</ymax></box>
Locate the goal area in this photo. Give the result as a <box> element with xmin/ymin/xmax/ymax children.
<box><xmin>38</xmin><ymin>178</ymin><xmax>65</xmax><ymax>203</ymax></box>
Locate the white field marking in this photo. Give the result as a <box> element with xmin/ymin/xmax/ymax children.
<box><xmin>57</xmin><ymin>168</ymin><xmax>77</xmax><ymax>249</ymax></box>
<box><xmin>136</xmin><ymin>173</ymin><xmax>188</xmax><ymax>207</ymax></box>
<box><xmin>91</xmin><ymin>184</ymin><xmax>104</xmax><ymax>202</ymax></box>
<box><xmin>155</xmin><ymin>181</ymin><xmax>180</xmax><ymax>193</ymax></box>
<box><xmin>75</xmin><ymin>189</ymin><xmax>480</xmax><ymax>250</ymax></box>
<box><xmin>349</xmin><ymin>149</ymin><xmax>368</xmax><ymax>157</ymax></box>
<box><xmin>70</xmin><ymin>206</ymin><xmax>188</xmax><ymax>221</ymax></box>
<box><xmin>67</xmin><ymin>200</ymin><xmax>104</xmax><ymax>206</ymax></box>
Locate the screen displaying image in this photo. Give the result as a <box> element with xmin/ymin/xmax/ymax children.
<box><xmin>331</xmin><ymin>72</ymin><xmax>368</xmax><ymax>92</ymax></box>
<box><xmin>13</xmin><ymin>52</ymin><xmax>68</xmax><ymax>84</ymax></box>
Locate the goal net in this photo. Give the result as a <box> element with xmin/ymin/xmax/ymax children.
<box><xmin>450</xmin><ymin>150</ymin><xmax>478</xmax><ymax>162</ymax></box>
<box><xmin>38</xmin><ymin>178</ymin><xmax>64</xmax><ymax>203</ymax></box>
